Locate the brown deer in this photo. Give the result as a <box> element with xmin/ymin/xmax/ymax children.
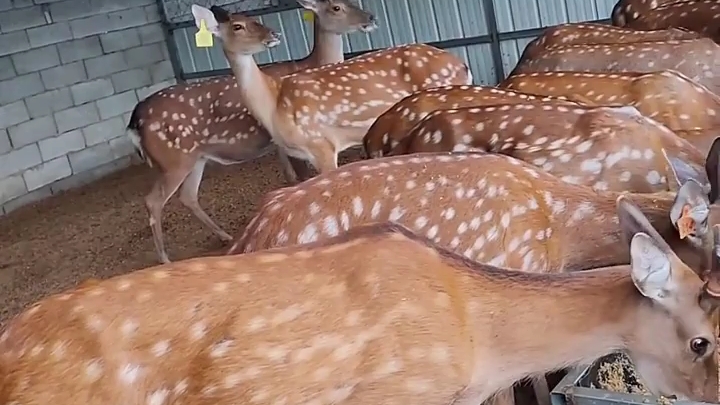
<box><xmin>128</xmin><ymin>0</ymin><xmax>376</xmax><ymax>264</ymax></box>
<box><xmin>228</xmin><ymin>147</ymin><xmax>720</xmax><ymax>278</ymax></box>
<box><xmin>508</xmin><ymin>38</ymin><xmax>720</xmax><ymax>95</ymax></box>
<box><xmin>190</xmin><ymin>4</ymin><xmax>471</xmax><ymax>178</ymax></box>
<box><xmin>381</xmin><ymin>104</ymin><xmax>706</xmax><ymax>194</ymax></box>
<box><xmin>362</xmin><ymin>86</ymin><xmax>578</xmax><ymax>158</ymax></box>
<box><xmin>521</xmin><ymin>22</ymin><xmax>700</xmax><ymax>61</ymax></box>
<box><xmin>1</xmin><ymin>212</ymin><xmax>719</xmax><ymax>404</ymax></box>
<box><xmin>498</xmin><ymin>70</ymin><xmax>720</xmax><ymax>154</ymax></box>
<box><xmin>611</xmin><ymin>0</ymin><xmax>690</xmax><ymax>26</ymax></box>
<box><xmin>618</xmin><ymin>0</ymin><xmax>720</xmax><ymax>43</ymax></box>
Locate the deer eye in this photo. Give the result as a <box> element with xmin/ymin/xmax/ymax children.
<box><xmin>232</xmin><ymin>24</ymin><xmax>245</xmax><ymax>31</ymax></box>
<box><xmin>332</xmin><ymin>5</ymin><xmax>341</xmax><ymax>11</ymax></box>
<box><xmin>690</xmin><ymin>337</ymin><xmax>710</xmax><ymax>356</ymax></box>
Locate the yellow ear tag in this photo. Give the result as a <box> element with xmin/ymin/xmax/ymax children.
<box><xmin>302</xmin><ymin>10</ymin><xmax>314</xmax><ymax>21</ymax></box>
<box><xmin>195</xmin><ymin>19</ymin><xmax>214</xmax><ymax>48</ymax></box>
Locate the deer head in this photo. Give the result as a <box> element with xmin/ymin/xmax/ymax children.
<box><xmin>616</xmin><ymin>197</ymin><xmax>719</xmax><ymax>400</ymax></box>
<box><xmin>664</xmin><ymin>137</ymin><xmax>720</xmax><ymax>264</ymax></box>
<box><xmin>298</xmin><ymin>0</ymin><xmax>377</xmax><ymax>34</ymax></box>
<box><xmin>191</xmin><ymin>4</ymin><xmax>281</xmax><ymax>57</ymax></box>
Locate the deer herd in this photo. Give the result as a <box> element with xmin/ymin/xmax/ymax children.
<box><xmin>4</xmin><ymin>0</ymin><xmax>720</xmax><ymax>404</ymax></box>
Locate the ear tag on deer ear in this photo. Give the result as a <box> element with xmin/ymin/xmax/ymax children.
<box><xmin>195</xmin><ymin>19</ymin><xmax>214</xmax><ymax>48</ymax></box>
<box><xmin>302</xmin><ymin>10</ymin><xmax>314</xmax><ymax>21</ymax></box>
<box><xmin>677</xmin><ymin>204</ymin><xmax>696</xmax><ymax>239</ymax></box>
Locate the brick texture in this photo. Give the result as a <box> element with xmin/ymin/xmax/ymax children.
<box><xmin>0</xmin><ymin>0</ymin><xmax>176</xmax><ymax>214</ymax></box>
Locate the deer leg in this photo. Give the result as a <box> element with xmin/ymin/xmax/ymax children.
<box><xmin>145</xmin><ymin>169</ymin><xmax>190</xmax><ymax>264</ymax></box>
<box><xmin>531</xmin><ymin>376</ymin><xmax>551</xmax><ymax>405</ymax></box>
<box><xmin>308</xmin><ymin>140</ymin><xmax>339</xmax><ymax>174</ymax></box>
<box><xmin>276</xmin><ymin>149</ymin><xmax>300</xmax><ymax>184</ymax></box>
<box><xmin>178</xmin><ymin>158</ymin><xmax>233</xmax><ymax>242</ymax></box>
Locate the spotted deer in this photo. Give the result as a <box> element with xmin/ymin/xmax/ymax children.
<box><xmin>619</xmin><ymin>0</ymin><xmax>720</xmax><ymax>43</ymax></box>
<box><xmin>521</xmin><ymin>22</ymin><xmax>700</xmax><ymax>61</ymax></box>
<box><xmin>2</xmin><ymin>212</ymin><xmax>720</xmax><ymax>404</ymax></box>
<box><xmin>128</xmin><ymin>0</ymin><xmax>376</xmax><ymax>264</ymax></box>
<box><xmin>498</xmin><ymin>70</ymin><xmax>720</xmax><ymax>154</ymax></box>
<box><xmin>611</xmin><ymin>0</ymin><xmax>688</xmax><ymax>26</ymax></box>
<box><xmin>362</xmin><ymin>86</ymin><xmax>578</xmax><ymax>158</ymax></box>
<box><xmin>190</xmin><ymin>4</ymin><xmax>472</xmax><ymax>180</ymax></box>
<box><xmin>508</xmin><ymin>38</ymin><xmax>720</xmax><ymax>96</ymax></box>
<box><xmin>229</xmin><ymin>146</ymin><xmax>720</xmax><ymax>277</ymax></box>
<box><xmin>382</xmin><ymin>104</ymin><xmax>705</xmax><ymax>194</ymax></box>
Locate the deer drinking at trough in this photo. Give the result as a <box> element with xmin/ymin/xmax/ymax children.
<box><xmin>362</xmin><ymin>85</ymin><xmax>578</xmax><ymax>158</ymax></box>
<box><xmin>228</xmin><ymin>150</ymin><xmax>720</xmax><ymax>279</ymax></box>
<box><xmin>613</xmin><ymin>0</ymin><xmax>720</xmax><ymax>42</ymax></box>
<box><xmin>379</xmin><ymin>104</ymin><xmax>705</xmax><ymax>194</ymax></box>
<box><xmin>128</xmin><ymin>0</ymin><xmax>377</xmax><ymax>264</ymax></box>
<box><xmin>1</xmin><ymin>212</ymin><xmax>719</xmax><ymax>404</ymax></box>
<box><xmin>520</xmin><ymin>22</ymin><xmax>700</xmax><ymax>61</ymax></box>
<box><xmin>190</xmin><ymin>4</ymin><xmax>472</xmax><ymax>180</ymax></box>
<box><xmin>498</xmin><ymin>70</ymin><xmax>720</xmax><ymax>154</ymax></box>
<box><xmin>508</xmin><ymin>38</ymin><xmax>720</xmax><ymax>96</ymax></box>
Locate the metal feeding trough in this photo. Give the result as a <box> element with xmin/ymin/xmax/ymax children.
<box><xmin>550</xmin><ymin>353</ymin><xmax>716</xmax><ymax>405</ymax></box>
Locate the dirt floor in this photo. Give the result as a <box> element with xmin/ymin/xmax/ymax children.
<box><xmin>0</xmin><ymin>148</ymin><xmax>364</xmax><ymax>326</ymax></box>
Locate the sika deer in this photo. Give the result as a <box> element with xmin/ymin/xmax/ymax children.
<box><xmin>191</xmin><ymin>4</ymin><xmax>471</xmax><ymax>180</ymax></box>
<box><xmin>620</xmin><ymin>0</ymin><xmax>720</xmax><ymax>43</ymax></box>
<box><xmin>498</xmin><ymin>70</ymin><xmax>720</xmax><ymax>154</ymax></box>
<box><xmin>384</xmin><ymin>104</ymin><xmax>705</xmax><ymax>194</ymax></box>
<box><xmin>129</xmin><ymin>0</ymin><xmax>376</xmax><ymax>264</ymax></box>
<box><xmin>228</xmin><ymin>149</ymin><xmax>720</xmax><ymax>277</ymax></box>
<box><xmin>611</xmin><ymin>0</ymin><xmax>688</xmax><ymax>26</ymax></box>
<box><xmin>521</xmin><ymin>22</ymin><xmax>700</xmax><ymax>60</ymax></box>
<box><xmin>1</xmin><ymin>214</ymin><xmax>719</xmax><ymax>404</ymax></box>
<box><xmin>508</xmin><ymin>38</ymin><xmax>720</xmax><ymax>95</ymax></box>
<box><xmin>362</xmin><ymin>86</ymin><xmax>578</xmax><ymax>158</ymax></box>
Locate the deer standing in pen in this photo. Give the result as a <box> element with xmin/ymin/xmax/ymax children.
<box><xmin>616</xmin><ymin>0</ymin><xmax>720</xmax><ymax>43</ymax></box>
<box><xmin>361</xmin><ymin>85</ymin><xmax>578</xmax><ymax>158</ymax></box>
<box><xmin>1</xmin><ymin>204</ymin><xmax>719</xmax><ymax>404</ymax></box>
<box><xmin>190</xmin><ymin>4</ymin><xmax>472</xmax><ymax>180</ymax></box>
<box><xmin>128</xmin><ymin>0</ymin><xmax>377</xmax><ymax>264</ymax></box>
<box><xmin>378</xmin><ymin>104</ymin><xmax>706</xmax><ymax>194</ymax></box>
<box><xmin>498</xmin><ymin>70</ymin><xmax>720</xmax><ymax>154</ymax></box>
<box><xmin>520</xmin><ymin>22</ymin><xmax>700</xmax><ymax>61</ymax></box>
<box><xmin>611</xmin><ymin>0</ymin><xmax>690</xmax><ymax>26</ymax></box>
<box><xmin>508</xmin><ymin>38</ymin><xmax>720</xmax><ymax>95</ymax></box>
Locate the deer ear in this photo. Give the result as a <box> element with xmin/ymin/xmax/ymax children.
<box><xmin>705</xmin><ymin>137</ymin><xmax>720</xmax><ymax>202</ymax></box>
<box><xmin>191</xmin><ymin>4</ymin><xmax>221</xmax><ymax>36</ymax></box>
<box><xmin>670</xmin><ymin>179</ymin><xmax>710</xmax><ymax>239</ymax></box>
<box><xmin>629</xmin><ymin>232</ymin><xmax>675</xmax><ymax>302</ymax></box>
<box><xmin>297</xmin><ymin>0</ymin><xmax>319</xmax><ymax>11</ymax></box>
<box><xmin>663</xmin><ymin>148</ymin><xmax>708</xmax><ymax>192</ymax></box>
<box><xmin>617</xmin><ymin>196</ymin><xmax>670</xmax><ymax>249</ymax></box>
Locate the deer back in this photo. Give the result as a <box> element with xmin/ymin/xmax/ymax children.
<box><xmin>229</xmin><ymin>152</ymin><xmax>712</xmax><ymax>274</ymax></box>
<box><xmin>389</xmin><ymin>103</ymin><xmax>705</xmax><ymax>194</ymax></box>
<box><xmin>362</xmin><ymin>85</ymin><xmax>577</xmax><ymax>158</ymax></box>
<box><xmin>623</xmin><ymin>0</ymin><xmax>720</xmax><ymax>42</ymax></box>
<box><xmin>511</xmin><ymin>38</ymin><xmax>720</xmax><ymax>96</ymax></box>
<box><xmin>521</xmin><ymin>22</ymin><xmax>700</xmax><ymax>61</ymax></box>
<box><xmin>499</xmin><ymin>70</ymin><xmax>720</xmax><ymax>154</ymax></box>
<box><xmin>276</xmin><ymin>43</ymin><xmax>470</xmax><ymax>132</ymax></box>
<box><xmin>611</xmin><ymin>0</ymin><xmax>688</xmax><ymax>25</ymax></box>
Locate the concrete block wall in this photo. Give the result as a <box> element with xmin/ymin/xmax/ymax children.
<box><xmin>0</xmin><ymin>0</ymin><xmax>177</xmax><ymax>215</ymax></box>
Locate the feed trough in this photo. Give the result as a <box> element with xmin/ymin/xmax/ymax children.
<box><xmin>551</xmin><ymin>353</ymin><xmax>716</xmax><ymax>405</ymax></box>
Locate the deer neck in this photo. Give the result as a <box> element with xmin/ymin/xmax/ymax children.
<box><xmin>227</xmin><ymin>52</ymin><xmax>279</xmax><ymax>132</ymax></box>
<box><xmin>560</xmin><ymin>193</ymin><xmax>677</xmax><ymax>271</ymax></box>
<box><xmin>461</xmin><ymin>266</ymin><xmax>640</xmax><ymax>400</ymax></box>
<box><xmin>308</xmin><ymin>22</ymin><xmax>345</xmax><ymax>66</ymax></box>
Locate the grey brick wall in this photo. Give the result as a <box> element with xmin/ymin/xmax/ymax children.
<box><xmin>0</xmin><ymin>0</ymin><xmax>177</xmax><ymax>215</ymax></box>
